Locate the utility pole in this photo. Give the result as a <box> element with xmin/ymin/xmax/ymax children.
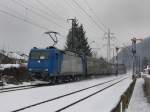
<box><xmin>115</xmin><ymin>47</ymin><xmax>119</xmax><ymax>76</ymax></box>
<box><xmin>67</xmin><ymin>18</ymin><xmax>76</xmax><ymax>51</ymax></box>
<box><xmin>111</xmin><ymin>48</ymin><xmax>115</xmax><ymax>64</ymax></box>
<box><xmin>131</xmin><ymin>38</ymin><xmax>137</xmax><ymax>78</ymax></box>
<box><xmin>138</xmin><ymin>56</ymin><xmax>141</xmax><ymax>73</ymax></box>
<box><xmin>107</xmin><ymin>29</ymin><xmax>111</xmax><ymax>63</ymax></box>
<box><xmin>104</xmin><ymin>29</ymin><xmax>115</xmax><ymax>63</ymax></box>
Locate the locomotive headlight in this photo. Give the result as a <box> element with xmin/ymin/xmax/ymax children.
<box><xmin>45</xmin><ymin>69</ymin><xmax>48</xmax><ymax>71</ymax></box>
<box><xmin>29</xmin><ymin>69</ymin><xmax>32</xmax><ymax>71</ymax></box>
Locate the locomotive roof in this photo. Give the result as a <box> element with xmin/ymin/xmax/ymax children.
<box><xmin>31</xmin><ymin>46</ymin><xmax>94</xmax><ymax>57</ymax></box>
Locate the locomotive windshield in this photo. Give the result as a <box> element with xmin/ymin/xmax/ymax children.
<box><xmin>30</xmin><ymin>50</ymin><xmax>49</xmax><ymax>60</ymax></box>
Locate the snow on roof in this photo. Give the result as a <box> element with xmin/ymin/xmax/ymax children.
<box><xmin>0</xmin><ymin>49</ymin><xmax>27</xmax><ymax>60</ymax></box>
<box><xmin>0</xmin><ymin>49</ymin><xmax>7</xmax><ymax>56</ymax></box>
<box><xmin>19</xmin><ymin>54</ymin><xmax>28</xmax><ymax>61</ymax></box>
<box><xmin>7</xmin><ymin>52</ymin><xmax>25</xmax><ymax>60</ymax></box>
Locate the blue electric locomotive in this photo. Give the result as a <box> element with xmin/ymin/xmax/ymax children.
<box><xmin>28</xmin><ymin>47</ymin><xmax>85</xmax><ymax>81</ymax></box>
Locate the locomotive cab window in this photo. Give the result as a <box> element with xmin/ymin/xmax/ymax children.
<box><xmin>30</xmin><ymin>51</ymin><xmax>49</xmax><ymax>60</ymax></box>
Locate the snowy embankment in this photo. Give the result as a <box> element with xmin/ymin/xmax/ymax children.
<box><xmin>0</xmin><ymin>73</ymin><xmax>132</xmax><ymax>112</ymax></box>
<box><xmin>60</xmin><ymin>76</ymin><xmax>132</xmax><ymax>112</ymax></box>
<box><xmin>0</xmin><ymin>63</ymin><xmax>27</xmax><ymax>70</ymax></box>
<box><xmin>1</xmin><ymin>82</ymin><xmax>31</xmax><ymax>89</ymax></box>
<box><xmin>127</xmin><ymin>78</ymin><xmax>150</xmax><ymax>112</ymax></box>
<box><xmin>0</xmin><ymin>64</ymin><xmax>20</xmax><ymax>71</ymax></box>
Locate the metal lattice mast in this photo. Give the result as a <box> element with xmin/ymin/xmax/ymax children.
<box><xmin>67</xmin><ymin>18</ymin><xmax>76</xmax><ymax>51</ymax></box>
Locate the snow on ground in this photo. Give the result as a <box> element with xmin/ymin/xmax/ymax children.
<box><xmin>61</xmin><ymin>76</ymin><xmax>132</xmax><ymax>112</ymax></box>
<box><xmin>0</xmin><ymin>74</ymin><xmax>131</xmax><ymax>112</ymax></box>
<box><xmin>0</xmin><ymin>63</ymin><xmax>27</xmax><ymax>71</ymax></box>
<box><xmin>0</xmin><ymin>82</ymin><xmax>32</xmax><ymax>89</ymax></box>
<box><xmin>127</xmin><ymin>78</ymin><xmax>150</xmax><ymax>112</ymax></box>
<box><xmin>0</xmin><ymin>64</ymin><xmax>20</xmax><ymax>69</ymax></box>
<box><xmin>21</xmin><ymin>76</ymin><xmax>131</xmax><ymax>112</ymax></box>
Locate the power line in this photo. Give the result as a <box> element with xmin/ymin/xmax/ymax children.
<box><xmin>11</xmin><ymin>0</ymin><xmax>66</xmax><ymax>30</ymax></box>
<box><xmin>35</xmin><ymin>0</ymin><xmax>65</xmax><ymax>22</ymax></box>
<box><xmin>0</xmin><ymin>3</ymin><xmax>29</xmax><ymax>20</ymax></box>
<box><xmin>71</xmin><ymin>0</ymin><xmax>107</xmax><ymax>33</ymax></box>
<box><xmin>0</xmin><ymin>9</ymin><xmax>49</xmax><ymax>30</ymax></box>
<box><xmin>13</xmin><ymin>0</ymin><xmax>66</xmax><ymax>29</ymax></box>
<box><xmin>63</xmin><ymin>0</ymin><xmax>104</xmax><ymax>37</ymax></box>
<box><xmin>84</xmin><ymin>0</ymin><xmax>108</xmax><ymax>30</ymax></box>
<box><xmin>0</xmin><ymin>8</ymin><xmax>67</xmax><ymax>39</ymax></box>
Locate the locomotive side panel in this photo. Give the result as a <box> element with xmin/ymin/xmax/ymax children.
<box><xmin>60</xmin><ymin>53</ymin><xmax>83</xmax><ymax>75</ymax></box>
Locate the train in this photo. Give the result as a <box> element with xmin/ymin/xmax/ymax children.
<box><xmin>27</xmin><ymin>46</ymin><xmax>126</xmax><ymax>82</ymax></box>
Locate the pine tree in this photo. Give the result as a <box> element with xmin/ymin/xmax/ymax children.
<box><xmin>65</xmin><ymin>19</ymin><xmax>92</xmax><ymax>56</ymax></box>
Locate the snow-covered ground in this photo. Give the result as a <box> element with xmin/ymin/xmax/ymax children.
<box><xmin>0</xmin><ymin>63</ymin><xmax>27</xmax><ymax>71</ymax></box>
<box><xmin>0</xmin><ymin>74</ymin><xmax>132</xmax><ymax>112</ymax></box>
<box><xmin>127</xmin><ymin>78</ymin><xmax>150</xmax><ymax>112</ymax></box>
<box><xmin>0</xmin><ymin>82</ymin><xmax>32</xmax><ymax>89</ymax></box>
<box><xmin>0</xmin><ymin>64</ymin><xmax>20</xmax><ymax>70</ymax></box>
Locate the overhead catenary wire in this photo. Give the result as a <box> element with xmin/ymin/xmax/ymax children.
<box><xmin>71</xmin><ymin>0</ymin><xmax>107</xmax><ymax>33</ymax></box>
<box><xmin>35</xmin><ymin>0</ymin><xmax>66</xmax><ymax>22</ymax></box>
<box><xmin>63</xmin><ymin>0</ymin><xmax>104</xmax><ymax>38</ymax></box>
<box><xmin>12</xmin><ymin>0</ymin><xmax>105</xmax><ymax>39</ymax></box>
<box><xmin>11</xmin><ymin>0</ymin><xmax>67</xmax><ymax>30</ymax></box>
<box><xmin>0</xmin><ymin>3</ymin><xmax>29</xmax><ymax>20</ymax></box>
<box><xmin>0</xmin><ymin>9</ymin><xmax>49</xmax><ymax>30</ymax></box>
<box><xmin>0</xmin><ymin>9</ymin><xmax>68</xmax><ymax>46</ymax></box>
<box><xmin>84</xmin><ymin>0</ymin><xmax>108</xmax><ymax>30</ymax></box>
<box><xmin>0</xmin><ymin>1</ymin><xmax>66</xmax><ymax>38</ymax></box>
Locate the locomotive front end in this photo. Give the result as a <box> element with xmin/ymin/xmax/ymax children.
<box><xmin>28</xmin><ymin>48</ymin><xmax>50</xmax><ymax>79</ymax></box>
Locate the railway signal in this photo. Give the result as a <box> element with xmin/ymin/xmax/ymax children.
<box><xmin>131</xmin><ymin>38</ymin><xmax>143</xmax><ymax>77</ymax></box>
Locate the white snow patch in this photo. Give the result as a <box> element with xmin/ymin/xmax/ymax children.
<box><xmin>0</xmin><ymin>49</ymin><xmax>27</xmax><ymax>60</ymax></box>
<box><xmin>0</xmin><ymin>82</ymin><xmax>32</xmax><ymax>89</ymax></box>
<box><xmin>0</xmin><ymin>63</ymin><xmax>27</xmax><ymax>70</ymax></box>
<box><xmin>7</xmin><ymin>52</ymin><xmax>25</xmax><ymax>60</ymax></box>
<box><xmin>0</xmin><ymin>64</ymin><xmax>20</xmax><ymax>69</ymax></box>
<box><xmin>61</xmin><ymin>76</ymin><xmax>133</xmax><ymax>112</ymax></box>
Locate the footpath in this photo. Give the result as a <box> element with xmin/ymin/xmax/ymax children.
<box><xmin>127</xmin><ymin>78</ymin><xmax>150</xmax><ymax>112</ymax></box>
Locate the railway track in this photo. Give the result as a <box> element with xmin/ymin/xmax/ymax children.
<box><xmin>0</xmin><ymin>83</ymin><xmax>50</xmax><ymax>94</ymax></box>
<box><xmin>0</xmin><ymin>75</ymin><xmax>124</xmax><ymax>94</ymax></box>
<box><xmin>55</xmin><ymin>77</ymin><xmax>128</xmax><ymax>112</ymax></box>
<box><xmin>11</xmin><ymin>76</ymin><xmax>129</xmax><ymax>112</ymax></box>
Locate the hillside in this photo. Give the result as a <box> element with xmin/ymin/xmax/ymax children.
<box><xmin>117</xmin><ymin>37</ymin><xmax>150</xmax><ymax>70</ymax></box>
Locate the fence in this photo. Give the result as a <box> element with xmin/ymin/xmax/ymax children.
<box><xmin>111</xmin><ymin>79</ymin><xmax>136</xmax><ymax>112</ymax></box>
<box><xmin>143</xmin><ymin>75</ymin><xmax>150</xmax><ymax>103</ymax></box>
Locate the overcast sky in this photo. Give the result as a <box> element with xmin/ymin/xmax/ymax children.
<box><xmin>0</xmin><ymin>0</ymin><xmax>150</xmax><ymax>57</ymax></box>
